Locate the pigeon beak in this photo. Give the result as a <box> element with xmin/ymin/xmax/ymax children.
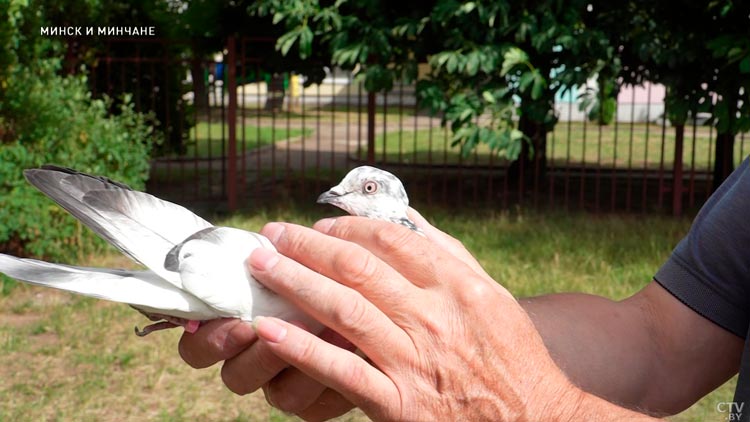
<box><xmin>317</xmin><ymin>186</ymin><xmax>345</xmax><ymax>204</ymax></box>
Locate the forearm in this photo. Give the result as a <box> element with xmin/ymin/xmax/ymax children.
<box><xmin>521</xmin><ymin>281</ymin><xmax>742</xmax><ymax>416</ymax></box>
<box><xmin>520</xmin><ymin>291</ymin><xmax>663</xmax><ymax>414</ymax></box>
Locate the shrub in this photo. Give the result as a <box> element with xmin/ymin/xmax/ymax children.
<box><xmin>0</xmin><ymin>60</ymin><xmax>155</xmax><ymax>264</ymax></box>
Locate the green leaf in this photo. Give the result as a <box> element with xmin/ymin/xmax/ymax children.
<box><xmin>298</xmin><ymin>26</ymin><xmax>314</xmax><ymax>59</ymax></box>
<box><xmin>531</xmin><ymin>71</ymin><xmax>547</xmax><ymax>100</ymax></box>
<box><xmin>501</xmin><ymin>47</ymin><xmax>528</xmax><ymax>76</ymax></box>
<box><xmin>482</xmin><ymin>90</ymin><xmax>496</xmax><ymax>104</ymax></box>
<box><xmin>276</xmin><ymin>30</ymin><xmax>299</xmax><ymax>56</ymax></box>
<box><xmin>465</xmin><ymin>51</ymin><xmax>480</xmax><ymax>76</ymax></box>
<box><xmin>740</xmin><ymin>57</ymin><xmax>750</xmax><ymax>74</ymax></box>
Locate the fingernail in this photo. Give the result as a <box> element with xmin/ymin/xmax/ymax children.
<box><xmin>248</xmin><ymin>247</ymin><xmax>279</xmax><ymax>271</ymax></box>
<box><xmin>253</xmin><ymin>316</ymin><xmax>287</xmax><ymax>343</ymax></box>
<box><xmin>261</xmin><ymin>222</ymin><xmax>285</xmax><ymax>244</ymax></box>
<box><xmin>314</xmin><ymin>217</ymin><xmax>337</xmax><ymax>233</ymax></box>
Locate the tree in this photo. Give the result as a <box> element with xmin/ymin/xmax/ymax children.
<box><xmin>252</xmin><ymin>0</ymin><xmax>619</xmax><ymax>185</ymax></box>
<box><xmin>597</xmin><ymin>0</ymin><xmax>750</xmax><ymax>189</ymax></box>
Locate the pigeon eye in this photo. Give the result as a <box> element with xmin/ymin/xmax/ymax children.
<box><xmin>363</xmin><ymin>181</ymin><xmax>378</xmax><ymax>194</ymax></box>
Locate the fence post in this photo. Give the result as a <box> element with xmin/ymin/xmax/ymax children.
<box><xmin>672</xmin><ymin>125</ymin><xmax>684</xmax><ymax>216</ymax></box>
<box><xmin>226</xmin><ymin>36</ymin><xmax>238</xmax><ymax>211</ymax></box>
<box><xmin>367</xmin><ymin>91</ymin><xmax>376</xmax><ymax>164</ymax></box>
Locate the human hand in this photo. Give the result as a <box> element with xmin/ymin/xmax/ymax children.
<box><xmin>241</xmin><ymin>215</ymin><xmax>582</xmax><ymax>421</ymax></box>
<box><xmin>177</xmin><ymin>208</ymin><xmax>490</xmax><ymax>419</ymax></box>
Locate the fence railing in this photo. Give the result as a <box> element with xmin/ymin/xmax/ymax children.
<box><xmin>88</xmin><ymin>37</ymin><xmax>750</xmax><ymax>215</ymax></box>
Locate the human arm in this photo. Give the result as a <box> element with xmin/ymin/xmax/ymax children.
<box><xmin>522</xmin><ymin>282</ymin><xmax>743</xmax><ymax>415</ymax></box>
<box><xmin>178</xmin><ymin>212</ymin><xmax>740</xmax><ymax>419</ymax></box>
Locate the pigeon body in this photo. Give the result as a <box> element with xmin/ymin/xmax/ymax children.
<box><xmin>0</xmin><ymin>165</ymin><xmax>418</xmax><ymax>336</ymax></box>
<box><xmin>0</xmin><ymin>166</ymin><xmax>314</xmax><ymax>335</ymax></box>
<box><xmin>317</xmin><ymin>166</ymin><xmax>421</xmax><ymax>232</ymax></box>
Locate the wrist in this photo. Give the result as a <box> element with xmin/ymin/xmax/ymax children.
<box><xmin>527</xmin><ymin>373</ymin><xmax>585</xmax><ymax>422</ymax></box>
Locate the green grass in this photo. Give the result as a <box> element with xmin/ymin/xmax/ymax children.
<box><xmin>172</xmin><ymin>122</ymin><xmax>313</xmax><ymax>159</ymax></box>
<box><xmin>0</xmin><ymin>207</ymin><xmax>735</xmax><ymax>421</ymax></box>
<box><xmin>371</xmin><ymin>123</ymin><xmax>750</xmax><ymax>170</ymax></box>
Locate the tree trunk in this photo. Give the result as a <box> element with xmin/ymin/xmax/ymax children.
<box><xmin>265</xmin><ymin>73</ymin><xmax>286</xmax><ymax>111</ymax></box>
<box><xmin>713</xmin><ymin>131</ymin><xmax>735</xmax><ymax>191</ymax></box>
<box><xmin>509</xmin><ymin>114</ymin><xmax>548</xmax><ymax>198</ymax></box>
<box><xmin>191</xmin><ymin>60</ymin><xmax>208</xmax><ymax>111</ymax></box>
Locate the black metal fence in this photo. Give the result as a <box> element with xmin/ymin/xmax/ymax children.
<box><xmin>89</xmin><ymin>37</ymin><xmax>750</xmax><ymax>215</ymax></box>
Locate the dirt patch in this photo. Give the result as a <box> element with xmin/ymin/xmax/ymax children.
<box><xmin>0</xmin><ymin>312</ymin><xmax>42</xmax><ymax>328</ymax></box>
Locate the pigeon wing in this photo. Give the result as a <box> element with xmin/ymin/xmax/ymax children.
<box><xmin>24</xmin><ymin>166</ymin><xmax>213</xmax><ymax>286</ymax></box>
<box><xmin>0</xmin><ymin>254</ymin><xmax>217</xmax><ymax>320</ymax></box>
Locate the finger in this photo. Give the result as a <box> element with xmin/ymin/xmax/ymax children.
<box><xmin>312</xmin><ymin>216</ymin><xmax>478</xmax><ymax>288</ymax></box>
<box><xmin>221</xmin><ymin>320</ymin><xmax>321</xmax><ymax>396</ymax></box>
<box><xmin>248</xmin><ymin>247</ymin><xmax>412</xmax><ymax>363</ymax></box>
<box><xmin>221</xmin><ymin>337</ymin><xmax>288</xmax><ymax>395</ymax></box>
<box><xmin>294</xmin><ymin>389</ymin><xmax>356</xmax><ymax>422</ymax></box>
<box><xmin>254</xmin><ymin>316</ymin><xmax>399</xmax><ymax>419</ymax></box>
<box><xmin>263</xmin><ymin>329</ymin><xmax>357</xmax><ymax>413</ymax></box>
<box><xmin>406</xmin><ymin>207</ymin><xmax>491</xmax><ymax>278</ymax></box>
<box><xmin>259</xmin><ymin>222</ymin><xmax>420</xmax><ymax>311</ymax></box>
<box><xmin>178</xmin><ymin>318</ymin><xmax>257</xmax><ymax>369</ymax></box>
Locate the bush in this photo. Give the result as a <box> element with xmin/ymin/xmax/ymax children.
<box><xmin>0</xmin><ymin>60</ymin><xmax>155</xmax><ymax>263</ymax></box>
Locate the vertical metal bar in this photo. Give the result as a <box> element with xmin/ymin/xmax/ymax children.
<box><xmin>398</xmin><ymin>83</ymin><xmax>404</xmax><ymax>165</ymax></box>
<box><xmin>270</xmin><ymin>79</ymin><xmax>277</xmax><ymax>199</ymax></box>
<box><xmin>549</xmin><ymin>123</ymin><xmax>556</xmax><ymax>207</ymax></box>
<box><xmin>382</xmin><ymin>92</ymin><xmax>388</xmax><ymax>163</ymax></box>
<box><xmin>345</xmin><ymin>73</ymin><xmax>352</xmax><ymax>168</ymax></box>
<box><xmin>314</xmin><ymin>83</ymin><xmax>321</xmax><ymax>193</ymax></box>
<box><xmin>564</xmin><ymin>99</ymin><xmax>572</xmax><ymax>210</ymax></box>
<box><xmin>330</xmin><ymin>72</ymin><xmax>336</xmax><ymax>184</ymax></box>
<box><xmin>672</xmin><ymin>125</ymin><xmax>684</xmax><ymax>217</ymax></box>
<box><xmin>611</xmin><ymin>101</ymin><xmax>619</xmax><ymax>211</ymax></box>
<box><xmin>626</xmin><ymin>87</ymin><xmax>636</xmax><ymax>211</ymax></box>
<box><xmin>357</xmin><ymin>82</ymin><xmax>370</xmax><ymax>161</ymax></box>
<box><xmin>641</xmin><ymin>83</ymin><xmax>652</xmax><ymax>212</ymax></box>
<box><xmin>241</xmin><ymin>41</ymin><xmax>248</xmax><ymax>199</ymax></box>
<box><xmin>286</xmin><ymin>72</ymin><xmax>292</xmax><ymax>193</ymax></box>
<box><xmin>595</xmin><ymin>115</ymin><xmax>602</xmax><ymax>213</ymax></box>
<box><xmin>255</xmin><ymin>63</ymin><xmax>262</xmax><ymax>201</ymax></box>
<box><xmin>226</xmin><ymin>36</ymin><xmax>238</xmax><ymax>210</ymax></box>
<box><xmin>300</xmin><ymin>71</ymin><xmax>307</xmax><ymax>195</ymax></box>
<box><xmin>689</xmin><ymin>116</ymin><xmax>698</xmax><ymax>208</ymax></box>
<box><xmin>705</xmin><ymin>116</ymin><xmax>715</xmax><ymax>201</ymax></box>
<box><xmin>657</xmin><ymin>89</ymin><xmax>668</xmax><ymax>210</ymax></box>
<box><xmin>580</xmin><ymin>95</ymin><xmax>588</xmax><ymax>209</ymax></box>
<box><xmin>367</xmin><ymin>91</ymin><xmax>376</xmax><ymax>164</ymax></box>
<box><xmin>427</xmin><ymin>117</ymin><xmax>434</xmax><ymax>206</ymax></box>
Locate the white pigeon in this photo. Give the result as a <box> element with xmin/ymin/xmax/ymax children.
<box><xmin>0</xmin><ymin>165</ymin><xmax>417</xmax><ymax>336</ymax></box>
<box><xmin>317</xmin><ymin>166</ymin><xmax>421</xmax><ymax>233</ymax></box>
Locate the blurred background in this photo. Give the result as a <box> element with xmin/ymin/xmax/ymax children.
<box><xmin>0</xmin><ymin>1</ymin><xmax>748</xmax><ymax>420</ymax></box>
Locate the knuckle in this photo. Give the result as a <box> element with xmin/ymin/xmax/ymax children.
<box><xmin>456</xmin><ymin>275</ymin><xmax>496</xmax><ymax>304</ymax></box>
<box><xmin>178</xmin><ymin>336</ymin><xmax>212</xmax><ymax>369</ymax></box>
<box><xmin>327</xmin><ymin>216</ymin><xmax>359</xmax><ymax>240</ymax></box>
<box><xmin>331</xmin><ymin>294</ymin><xmax>372</xmax><ymax>336</ymax></box>
<box><xmin>221</xmin><ymin>361</ymin><xmax>253</xmax><ymax>396</ymax></box>
<box><xmin>333</xmin><ymin>246</ymin><xmax>380</xmax><ymax>287</ymax></box>
<box><xmin>373</xmin><ymin>223</ymin><xmax>413</xmax><ymax>255</ymax></box>
<box><xmin>265</xmin><ymin>381</ymin><xmax>308</xmax><ymax>413</ymax></box>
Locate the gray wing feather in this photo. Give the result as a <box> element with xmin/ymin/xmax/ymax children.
<box><xmin>24</xmin><ymin>166</ymin><xmax>213</xmax><ymax>286</ymax></box>
<box><xmin>0</xmin><ymin>254</ymin><xmax>217</xmax><ymax>320</ymax></box>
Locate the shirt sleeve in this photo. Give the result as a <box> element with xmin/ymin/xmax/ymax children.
<box><xmin>654</xmin><ymin>158</ymin><xmax>750</xmax><ymax>339</ymax></box>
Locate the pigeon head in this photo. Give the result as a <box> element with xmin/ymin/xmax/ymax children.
<box><xmin>317</xmin><ymin>166</ymin><xmax>419</xmax><ymax>231</ymax></box>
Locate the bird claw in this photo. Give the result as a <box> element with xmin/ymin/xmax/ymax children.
<box><xmin>134</xmin><ymin>321</ymin><xmax>178</xmax><ymax>337</ymax></box>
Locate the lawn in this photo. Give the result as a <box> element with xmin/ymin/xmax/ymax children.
<box><xmin>369</xmin><ymin>123</ymin><xmax>750</xmax><ymax>170</ymax></box>
<box><xmin>173</xmin><ymin>122</ymin><xmax>313</xmax><ymax>159</ymax></box>
<box><xmin>0</xmin><ymin>206</ymin><xmax>735</xmax><ymax>421</ymax></box>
